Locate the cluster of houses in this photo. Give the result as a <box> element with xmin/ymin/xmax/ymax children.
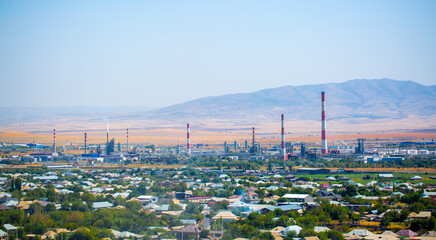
<box><xmin>0</xmin><ymin>168</ymin><xmax>435</xmax><ymax>240</ymax></box>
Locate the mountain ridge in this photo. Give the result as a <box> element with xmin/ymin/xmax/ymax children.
<box><xmin>144</xmin><ymin>78</ymin><xmax>436</xmax><ymax>122</ymax></box>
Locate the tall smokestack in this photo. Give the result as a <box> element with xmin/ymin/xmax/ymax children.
<box><xmin>252</xmin><ymin>127</ymin><xmax>255</xmax><ymax>147</ymax></box>
<box><xmin>106</xmin><ymin>130</ymin><xmax>109</xmax><ymax>145</ymax></box>
<box><xmin>84</xmin><ymin>133</ymin><xmax>87</xmax><ymax>154</ymax></box>
<box><xmin>187</xmin><ymin>123</ymin><xmax>191</xmax><ymax>155</ymax></box>
<box><xmin>53</xmin><ymin>129</ymin><xmax>56</xmax><ymax>153</ymax></box>
<box><xmin>126</xmin><ymin>128</ymin><xmax>129</xmax><ymax>153</ymax></box>
<box><xmin>321</xmin><ymin>92</ymin><xmax>327</xmax><ymax>154</ymax></box>
<box><xmin>281</xmin><ymin>114</ymin><xmax>287</xmax><ymax>160</ymax></box>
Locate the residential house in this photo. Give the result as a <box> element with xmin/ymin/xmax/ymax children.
<box><xmin>0</xmin><ymin>230</ymin><xmax>7</xmax><ymax>240</ymax></box>
<box><xmin>314</xmin><ymin>226</ymin><xmax>330</xmax><ymax>233</ymax></box>
<box><xmin>212</xmin><ymin>211</ymin><xmax>238</xmax><ymax>223</ymax></box>
<box><xmin>282</xmin><ymin>194</ymin><xmax>314</xmax><ymax>204</ymax></box>
<box><xmin>409</xmin><ymin>211</ymin><xmax>431</xmax><ymax>220</ymax></box>
<box><xmin>185</xmin><ymin>195</ymin><xmax>212</xmax><ymax>203</ymax></box>
<box><xmin>395</xmin><ymin>229</ymin><xmax>418</xmax><ymax>238</ymax></box>
<box><xmin>176</xmin><ymin>224</ymin><xmax>201</xmax><ymax>240</ymax></box>
<box><xmin>281</xmin><ymin>225</ymin><xmax>302</xmax><ymax>236</ymax></box>
<box><xmin>243</xmin><ymin>191</ymin><xmax>259</xmax><ymax>203</ymax></box>
<box><xmin>92</xmin><ymin>201</ymin><xmax>113</xmax><ymax>209</ymax></box>
<box><xmin>302</xmin><ymin>237</ymin><xmax>320</xmax><ymax>240</ymax></box>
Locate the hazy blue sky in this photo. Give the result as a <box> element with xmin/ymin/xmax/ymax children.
<box><xmin>1</xmin><ymin>1</ymin><xmax>435</xmax><ymax>108</ymax></box>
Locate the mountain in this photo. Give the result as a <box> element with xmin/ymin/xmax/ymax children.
<box><xmin>145</xmin><ymin>79</ymin><xmax>436</xmax><ymax>122</ymax></box>
<box><xmin>1</xmin><ymin>79</ymin><xmax>435</xmax><ymax>132</ymax></box>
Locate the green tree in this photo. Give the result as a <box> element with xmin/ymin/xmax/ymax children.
<box><xmin>255</xmin><ymin>232</ymin><xmax>274</xmax><ymax>240</ymax></box>
<box><xmin>61</xmin><ymin>201</ymin><xmax>71</xmax><ymax>211</ymax></box>
<box><xmin>14</xmin><ymin>177</ymin><xmax>22</xmax><ymax>191</ymax></box>
<box><xmin>327</xmin><ymin>230</ymin><xmax>346</xmax><ymax>240</ymax></box>
<box><xmin>46</xmin><ymin>187</ymin><xmax>58</xmax><ymax>203</ymax></box>
<box><xmin>126</xmin><ymin>200</ymin><xmax>142</xmax><ymax>212</ymax></box>
<box><xmin>68</xmin><ymin>228</ymin><xmax>98</xmax><ymax>240</ymax></box>
<box><xmin>169</xmin><ymin>202</ymin><xmax>183</xmax><ymax>211</ymax></box>
<box><xmin>410</xmin><ymin>217</ymin><xmax>436</xmax><ymax>233</ymax></box>
<box><xmin>343</xmin><ymin>184</ymin><xmax>358</xmax><ymax>197</ymax></box>
<box><xmin>10</xmin><ymin>178</ymin><xmax>15</xmax><ymax>191</ymax></box>
<box><xmin>234</xmin><ymin>186</ymin><xmax>245</xmax><ymax>196</ymax></box>
<box><xmin>200</xmin><ymin>230</ymin><xmax>209</xmax><ymax>238</ymax></box>
<box><xmin>71</xmin><ymin>200</ymin><xmax>88</xmax><ymax>212</ymax></box>
<box><xmin>409</xmin><ymin>202</ymin><xmax>426</xmax><ymax>213</ymax></box>
<box><xmin>29</xmin><ymin>202</ymin><xmax>44</xmax><ymax>215</ymax></box>
<box><xmin>44</xmin><ymin>203</ymin><xmax>57</xmax><ymax>212</ymax></box>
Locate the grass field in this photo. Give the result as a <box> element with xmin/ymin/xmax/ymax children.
<box><xmin>296</xmin><ymin>172</ymin><xmax>436</xmax><ymax>184</ymax></box>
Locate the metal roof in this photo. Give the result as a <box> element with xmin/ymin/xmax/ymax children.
<box><xmin>4</xmin><ymin>224</ymin><xmax>17</xmax><ymax>231</ymax></box>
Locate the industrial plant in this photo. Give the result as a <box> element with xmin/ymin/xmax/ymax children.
<box><xmin>0</xmin><ymin>92</ymin><xmax>435</xmax><ymax>166</ymax></box>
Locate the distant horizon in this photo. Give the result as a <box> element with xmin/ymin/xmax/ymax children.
<box><xmin>0</xmin><ymin>78</ymin><xmax>433</xmax><ymax>108</ymax></box>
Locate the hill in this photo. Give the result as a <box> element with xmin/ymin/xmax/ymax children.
<box><xmin>145</xmin><ymin>78</ymin><xmax>436</xmax><ymax>122</ymax></box>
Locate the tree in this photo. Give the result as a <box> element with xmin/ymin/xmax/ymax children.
<box><xmin>61</xmin><ymin>201</ymin><xmax>71</xmax><ymax>211</ymax></box>
<box><xmin>126</xmin><ymin>200</ymin><xmax>142</xmax><ymax>212</ymax></box>
<box><xmin>327</xmin><ymin>230</ymin><xmax>346</xmax><ymax>240</ymax></box>
<box><xmin>343</xmin><ymin>184</ymin><xmax>358</xmax><ymax>197</ymax></box>
<box><xmin>44</xmin><ymin>203</ymin><xmax>57</xmax><ymax>212</ymax></box>
<box><xmin>255</xmin><ymin>232</ymin><xmax>274</xmax><ymax>240</ymax></box>
<box><xmin>200</xmin><ymin>230</ymin><xmax>209</xmax><ymax>238</ymax></box>
<box><xmin>29</xmin><ymin>202</ymin><xmax>43</xmax><ymax>215</ymax></box>
<box><xmin>11</xmin><ymin>190</ymin><xmax>22</xmax><ymax>200</ymax></box>
<box><xmin>10</xmin><ymin>178</ymin><xmax>15</xmax><ymax>191</ymax></box>
<box><xmin>15</xmin><ymin>178</ymin><xmax>22</xmax><ymax>191</ymax></box>
<box><xmin>284</xmin><ymin>230</ymin><xmax>298</xmax><ymax>240</ymax></box>
<box><xmin>24</xmin><ymin>221</ymin><xmax>47</xmax><ymax>235</ymax></box>
<box><xmin>138</xmin><ymin>182</ymin><xmax>148</xmax><ymax>195</ymax></box>
<box><xmin>409</xmin><ymin>202</ymin><xmax>426</xmax><ymax>213</ymax></box>
<box><xmin>46</xmin><ymin>187</ymin><xmax>58</xmax><ymax>203</ymax></box>
<box><xmin>174</xmin><ymin>182</ymin><xmax>187</xmax><ymax>192</ymax></box>
<box><xmin>234</xmin><ymin>186</ymin><xmax>245</xmax><ymax>196</ymax></box>
<box><xmin>169</xmin><ymin>202</ymin><xmax>182</xmax><ymax>211</ymax></box>
<box><xmin>410</xmin><ymin>217</ymin><xmax>436</xmax><ymax>233</ymax></box>
<box><xmin>68</xmin><ymin>228</ymin><xmax>97</xmax><ymax>240</ymax></box>
<box><xmin>185</xmin><ymin>202</ymin><xmax>202</xmax><ymax>215</ymax></box>
<box><xmin>113</xmin><ymin>197</ymin><xmax>127</xmax><ymax>207</ymax></box>
<box><xmin>239</xmin><ymin>224</ymin><xmax>256</xmax><ymax>238</ymax></box>
<box><xmin>71</xmin><ymin>200</ymin><xmax>88</xmax><ymax>212</ymax></box>
<box><xmin>255</xmin><ymin>188</ymin><xmax>266</xmax><ymax>201</ymax></box>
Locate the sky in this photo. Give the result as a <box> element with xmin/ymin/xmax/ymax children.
<box><xmin>1</xmin><ymin>0</ymin><xmax>435</xmax><ymax>108</ymax></box>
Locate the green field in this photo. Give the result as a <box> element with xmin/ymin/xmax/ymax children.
<box><xmin>295</xmin><ymin>172</ymin><xmax>436</xmax><ymax>185</ymax></box>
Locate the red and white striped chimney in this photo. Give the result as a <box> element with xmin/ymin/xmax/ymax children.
<box><xmin>252</xmin><ymin>127</ymin><xmax>255</xmax><ymax>147</ymax></box>
<box><xmin>321</xmin><ymin>92</ymin><xmax>327</xmax><ymax>154</ymax></box>
<box><xmin>187</xmin><ymin>123</ymin><xmax>191</xmax><ymax>155</ymax></box>
<box><xmin>281</xmin><ymin>114</ymin><xmax>287</xmax><ymax>160</ymax></box>
<box><xmin>53</xmin><ymin>129</ymin><xmax>56</xmax><ymax>153</ymax></box>
<box><xmin>126</xmin><ymin>128</ymin><xmax>129</xmax><ymax>152</ymax></box>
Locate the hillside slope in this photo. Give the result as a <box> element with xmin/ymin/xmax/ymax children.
<box><xmin>146</xmin><ymin>79</ymin><xmax>436</xmax><ymax>121</ymax></box>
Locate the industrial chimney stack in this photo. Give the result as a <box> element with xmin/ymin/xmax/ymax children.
<box><xmin>126</xmin><ymin>128</ymin><xmax>129</xmax><ymax>153</ymax></box>
<box><xmin>281</xmin><ymin>114</ymin><xmax>287</xmax><ymax>160</ymax></box>
<box><xmin>252</xmin><ymin>127</ymin><xmax>255</xmax><ymax>147</ymax></box>
<box><xmin>187</xmin><ymin>123</ymin><xmax>191</xmax><ymax>155</ymax></box>
<box><xmin>321</xmin><ymin>92</ymin><xmax>328</xmax><ymax>154</ymax></box>
<box><xmin>84</xmin><ymin>132</ymin><xmax>87</xmax><ymax>154</ymax></box>
<box><xmin>53</xmin><ymin>129</ymin><xmax>56</xmax><ymax>153</ymax></box>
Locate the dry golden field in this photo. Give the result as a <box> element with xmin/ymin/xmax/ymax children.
<box><xmin>0</xmin><ymin>115</ymin><xmax>435</xmax><ymax>145</ymax></box>
<box><xmin>1</xmin><ymin>130</ymin><xmax>435</xmax><ymax>146</ymax></box>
